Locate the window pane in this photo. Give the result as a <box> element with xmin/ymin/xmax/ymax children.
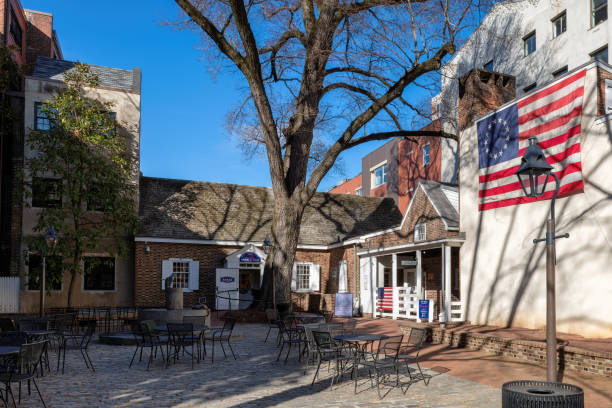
<box><xmin>296</xmin><ymin>264</ymin><xmax>310</xmax><ymax>290</ymax></box>
<box><xmin>423</xmin><ymin>145</ymin><xmax>430</xmax><ymax>165</ymax></box>
<box><xmin>593</xmin><ymin>0</ymin><xmax>607</xmax><ymax>25</ymax></box>
<box><xmin>553</xmin><ymin>13</ymin><xmax>566</xmax><ymax>37</ymax></box>
<box><xmin>34</xmin><ymin>103</ymin><xmax>50</xmax><ymax>131</ymax></box>
<box><xmin>382</xmin><ymin>165</ymin><xmax>387</xmax><ymax>183</ymax></box>
<box><xmin>172</xmin><ymin>261</ymin><xmax>190</xmax><ymax>289</ymax></box>
<box><xmin>553</xmin><ymin>66</ymin><xmax>568</xmax><ymax>78</ymax></box>
<box><xmin>84</xmin><ymin>257</ymin><xmax>115</xmax><ymax>291</ymax></box>
<box><xmin>483</xmin><ymin>60</ymin><xmax>494</xmax><ymax>71</ymax></box>
<box><xmin>524</xmin><ymin>33</ymin><xmax>536</xmax><ymax>56</ymax></box>
<box><xmin>592</xmin><ymin>46</ymin><xmax>608</xmax><ymax>63</ymax></box>
<box><xmin>32</xmin><ymin>178</ymin><xmax>62</xmax><ymax>208</ymax></box>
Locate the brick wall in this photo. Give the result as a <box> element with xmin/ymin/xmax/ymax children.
<box><xmin>329</xmin><ymin>174</ymin><xmax>362</xmax><ymax>195</ymax></box>
<box><xmin>597</xmin><ymin>67</ymin><xmax>612</xmax><ymax>116</ymax></box>
<box><xmin>134</xmin><ymin>242</ymin><xmax>358</xmax><ymax>309</ymax></box>
<box><xmin>400</xmin><ymin>325</ymin><xmax>612</xmax><ymax>378</ymax></box>
<box><xmin>23</xmin><ymin>10</ymin><xmax>53</xmax><ymax>73</ymax></box>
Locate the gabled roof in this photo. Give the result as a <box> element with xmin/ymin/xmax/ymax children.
<box><xmin>138</xmin><ymin>177</ymin><xmax>403</xmax><ymax>246</ymax></box>
<box><xmin>31</xmin><ymin>56</ymin><xmax>140</xmax><ymax>93</ymax></box>
<box><xmin>401</xmin><ymin>180</ymin><xmax>459</xmax><ymax>230</ymax></box>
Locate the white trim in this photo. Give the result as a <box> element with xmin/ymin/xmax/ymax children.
<box><xmin>357</xmin><ymin>238</ymin><xmax>465</xmax><ymax>256</ymax></box>
<box><xmin>419</xmin><ymin>183</ymin><xmax>457</xmax><ymax>231</ymax></box>
<box><xmin>398</xmin><ymin>182</ymin><xmax>459</xmax><ymax>231</ymax></box>
<box><xmin>369</xmin><ymin>160</ymin><xmax>388</xmax><ymax>172</ymax></box>
<box><xmin>357</xmin><ymin>226</ymin><xmax>401</xmax><ymax>240</ymax></box>
<box><xmin>135</xmin><ymin>236</ymin><xmax>359</xmax><ymax>250</ymax></box>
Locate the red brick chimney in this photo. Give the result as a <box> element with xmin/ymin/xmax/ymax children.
<box><xmin>458</xmin><ymin>69</ymin><xmax>516</xmax><ymax>132</ymax></box>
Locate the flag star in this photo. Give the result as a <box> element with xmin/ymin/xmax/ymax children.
<box><xmin>504</xmin><ymin>143</ymin><xmax>508</xmax><ymax>149</ymax></box>
<box><xmin>506</xmin><ymin>135</ymin><xmax>510</xmax><ymax>141</ymax></box>
<box><xmin>485</xmin><ymin>148</ymin><xmax>489</xmax><ymax>153</ymax></box>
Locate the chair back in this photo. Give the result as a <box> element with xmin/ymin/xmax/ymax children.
<box><xmin>0</xmin><ymin>317</ymin><xmax>17</xmax><ymax>332</ymax></box>
<box><xmin>0</xmin><ymin>331</ymin><xmax>27</xmax><ymax>346</ymax></box>
<box><xmin>322</xmin><ymin>310</ymin><xmax>333</xmax><ymax>323</ymax></box>
<box><xmin>19</xmin><ymin>318</ymin><xmax>49</xmax><ymax>331</ymax></box>
<box><xmin>312</xmin><ymin>330</ymin><xmax>336</xmax><ymax>351</ymax></box>
<box><xmin>220</xmin><ymin>317</ymin><xmax>236</xmax><ymax>336</ymax></box>
<box><xmin>376</xmin><ymin>334</ymin><xmax>404</xmax><ymax>360</ymax></box>
<box><xmin>265</xmin><ymin>309</ymin><xmax>278</xmax><ymax>322</ymax></box>
<box><xmin>139</xmin><ymin>320</ymin><xmax>158</xmax><ymax>343</ymax></box>
<box><xmin>17</xmin><ymin>341</ymin><xmax>46</xmax><ymax>376</ymax></box>
<box><xmin>405</xmin><ymin>328</ymin><xmax>426</xmax><ymax>349</ymax></box>
<box><xmin>167</xmin><ymin>322</ymin><xmax>195</xmax><ymax>343</ymax></box>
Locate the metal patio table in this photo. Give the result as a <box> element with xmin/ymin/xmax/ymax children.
<box><xmin>154</xmin><ymin>324</ymin><xmax>209</xmax><ymax>333</ymax></box>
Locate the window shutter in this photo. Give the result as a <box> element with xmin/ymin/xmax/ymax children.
<box><xmin>188</xmin><ymin>260</ymin><xmax>199</xmax><ymax>291</ymax></box>
<box><xmin>606</xmin><ymin>79</ymin><xmax>612</xmax><ymax>114</ymax></box>
<box><xmin>339</xmin><ymin>260</ymin><xmax>348</xmax><ymax>293</ymax></box>
<box><xmin>161</xmin><ymin>260</ymin><xmax>172</xmax><ymax>289</ymax></box>
<box><xmin>310</xmin><ymin>264</ymin><xmax>320</xmax><ymax>292</ymax></box>
<box><xmin>291</xmin><ymin>263</ymin><xmax>297</xmax><ymax>291</ymax></box>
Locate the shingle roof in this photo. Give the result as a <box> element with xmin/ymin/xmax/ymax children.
<box><xmin>419</xmin><ymin>180</ymin><xmax>459</xmax><ymax>230</ymax></box>
<box><xmin>138</xmin><ymin>177</ymin><xmax>403</xmax><ymax>245</ymax></box>
<box><xmin>31</xmin><ymin>56</ymin><xmax>140</xmax><ymax>93</ymax></box>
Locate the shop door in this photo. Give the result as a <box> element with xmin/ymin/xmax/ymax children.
<box><xmin>216</xmin><ymin>268</ymin><xmax>239</xmax><ymax>310</ymax></box>
<box><xmin>359</xmin><ymin>257</ymin><xmax>372</xmax><ymax>313</ymax></box>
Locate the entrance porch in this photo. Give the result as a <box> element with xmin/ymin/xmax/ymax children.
<box><xmin>360</xmin><ymin>242</ymin><xmax>464</xmax><ymax>323</ymax></box>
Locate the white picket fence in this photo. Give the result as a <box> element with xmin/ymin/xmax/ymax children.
<box><xmin>376</xmin><ymin>286</ymin><xmax>464</xmax><ymax>323</ymax></box>
<box><xmin>0</xmin><ymin>277</ymin><xmax>20</xmax><ymax>313</ymax></box>
<box><xmin>450</xmin><ymin>300</ymin><xmax>464</xmax><ymax>322</ymax></box>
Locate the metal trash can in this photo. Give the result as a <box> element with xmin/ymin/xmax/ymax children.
<box><xmin>502</xmin><ymin>380</ymin><xmax>584</xmax><ymax>408</ymax></box>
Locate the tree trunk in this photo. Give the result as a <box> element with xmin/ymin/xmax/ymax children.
<box><xmin>259</xmin><ymin>194</ymin><xmax>305</xmax><ymax>310</ymax></box>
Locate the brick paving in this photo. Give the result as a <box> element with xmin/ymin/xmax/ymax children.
<box><xmin>13</xmin><ymin>324</ymin><xmax>501</xmax><ymax>407</ymax></box>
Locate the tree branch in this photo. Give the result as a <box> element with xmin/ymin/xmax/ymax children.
<box><xmin>345</xmin><ymin>130</ymin><xmax>457</xmax><ymax>149</ymax></box>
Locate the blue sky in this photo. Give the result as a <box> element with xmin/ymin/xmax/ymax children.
<box><xmin>24</xmin><ymin>1</ymin><xmax>403</xmax><ymax>190</ymax></box>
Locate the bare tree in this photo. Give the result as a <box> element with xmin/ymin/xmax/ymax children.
<box><xmin>173</xmin><ymin>0</ymin><xmax>489</xmax><ymax>307</ymax></box>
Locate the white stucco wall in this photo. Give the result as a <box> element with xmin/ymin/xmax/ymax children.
<box><xmin>459</xmin><ymin>63</ymin><xmax>612</xmax><ymax>338</ymax></box>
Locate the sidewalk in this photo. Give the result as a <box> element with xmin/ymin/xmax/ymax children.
<box><xmin>348</xmin><ymin>317</ymin><xmax>612</xmax><ymax>407</ymax></box>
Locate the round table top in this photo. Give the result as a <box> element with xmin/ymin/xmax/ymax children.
<box><xmin>23</xmin><ymin>329</ymin><xmax>54</xmax><ymax>336</ymax></box>
<box><xmin>155</xmin><ymin>324</ymin><xmax>208</xmax><ymax>332</ymax></box>
<box><xmin>296</xmin><ymin>322</ymin><xmax>342</xmax><ymax>328</ymax></box>
<box><xmin>334</xmin><ymin>333</ymin><xmax>389</xmax><ymax>342</ymax></box>
<box><xmin>0</xmin><ymin>346</ymin><xmax>20</xmax><ymax>356</ymax></box>
<box><xmin>287</xmin><ymin>313</ymin><xmax>320</xmax><ymax>318</ymax></box>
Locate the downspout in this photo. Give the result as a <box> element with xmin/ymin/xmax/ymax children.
<box><xmin>353</xmin><ymin>243</ymin><xmax>358</xmax><ymax>315</ymax></box>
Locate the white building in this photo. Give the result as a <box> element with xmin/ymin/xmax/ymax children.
<box><xmin>434</xmin><ymin>0</ymin><xmax>610</xmax><ymax>131</ymax></box>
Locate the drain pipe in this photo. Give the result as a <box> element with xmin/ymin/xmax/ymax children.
<box><xmin>353</xmin><ymin>243</ymin><xmax>358</xmax><ymax>316</ymax></box>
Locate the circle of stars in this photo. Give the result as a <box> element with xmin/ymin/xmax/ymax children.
<box><xmin>481</xmin><ymin>116</ymin><xmax>512</xmax><ymax>161</ymax></box>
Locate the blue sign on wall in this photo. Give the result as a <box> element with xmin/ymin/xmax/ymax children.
<box><xmin>335</xmin><ymin>293</ymin><xmax>353</xmax><ymax>317</ymax></box>
<box><xmin>239</xmin><ymin>252</ymin><xmax>261</xmax><ymax>263</ymax></box>
<box><xmin>418</xmin><ymin>300</ymin><xmax>430</xmax><ymax>320</ymax></box>
<box><xmin>220</xmin><ymin>276</ymin><xmax>235</xmax><ymax>283</ymax></box>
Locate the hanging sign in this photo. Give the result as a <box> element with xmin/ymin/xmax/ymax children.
<box><xmin>220</xmin><ymin>276</ymin><xmax>235</xmax><ymax>283</ymax></box>
<box><xmin>335</xmin><ymin>293</ymin><xmax>353</xmax><ymax>317</ymax></box>
<box><xmin>401</xmin><ymin>260</ymin><xmax>417</xmax><ymax>266</ymax></box>
<box><xmin>418</xmin><ymin>299</ymin><xmax>430</xmax><ymax>320</ymax></box>
<box><xmin>239</xmin><ymin>252</ymin><xmax>261</xmax><ymax>263</ymax></box>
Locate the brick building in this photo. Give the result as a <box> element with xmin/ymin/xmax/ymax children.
<box><xmin>1</xmin><ymin>0</ymin><xmax>62</xmax><ymax>278</ymax></box>
<box><xmin>134</xmin><ymin>177</ymin><xmax>402</xmax><ymax>313</ymax></box>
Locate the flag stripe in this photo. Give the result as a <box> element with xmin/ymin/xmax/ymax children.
<box><xmin>519</xmin><ymin>105</ymin><xmax>582</xmax><ymax>140</ymax></box>
<box><xmin>479</xmin><ymin>180</ymin><xmax>584</xmax><ymax>211</ymax></box>
<box><xmin>516</xmin><ymin>70</ymin><xmax>586</xmax><ymax>109</ymax></box>
<box><xmin>518</xmin><ymin>87</ymin><xmax>584</xmax><ymax>125</ymax></box>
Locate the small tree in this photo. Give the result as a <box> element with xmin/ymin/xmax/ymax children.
<box><xmin>25</xmin><ymin>63</ymin><xmax>137</xmax><ymax>306</ymax></box>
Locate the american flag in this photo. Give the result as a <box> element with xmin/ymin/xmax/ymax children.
<box><xmin>477</xmin><ymin>69</ymin><xmax>586</xmax><ymax>211</ymax></box>
<box><xmin>377</xmin><ymin>287</ymin><xmax>393</xmax><ymax>311</ymax></box>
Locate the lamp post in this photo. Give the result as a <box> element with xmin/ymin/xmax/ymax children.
<box><xmin>40</xmin><ymin>226</ymin><xmax>57</xmax><ymax>317</ymax></box>
<box><xmin>515</xmin><ymin>137</ymin><xmax>569</xmax><ymax>382</ymax></box>
<box><xmin>262</xmin><ymin>235</ymin><xmax>276</xmax><ymax>311</ymax></box>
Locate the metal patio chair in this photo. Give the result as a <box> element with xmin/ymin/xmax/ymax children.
<box><xmin>0</xmin><ymin>341</ymin><xmax>48</xmax><ymax>407</ymax></box>
<box><xmin>264</xmin><ymin>309</ymin><xmax>281</xmax><ymax>344</ymax></box>
<box><xmin>57</xmin><ymin>319</ymin><xmax>96</xmax><ymax>374</ymax></box>
<box><xmin>397</xmin><ymin>328</ymin><xmax>429</xmax><ymax>388</ymax></box>
<box><xmin>129</xmin><ymin>320</ymin><xmax>167</xmax><ymax>370</ymax></box>
<box><xmin>166</xmin><ymin>323</ymin><xmax>199</xmax><ymax>368</ymax></box>
<box><xmin>275</xmin><ymin>320</ymin><xmax>306</xmax><ymax>364</ymax></box>
<box><xmin>356</xmin><ymin>334</ymin><xmax>404</xmax><ymax>398</ymax></box>
<box><xmin>203</xmin><ymin>318</ymin><xmax>236</xmax><ymax>363</ymax></box>
<box><xmin>310</xmin><ymin>330</ymin><xmax>352</xmax><ymax>389</ymax></box>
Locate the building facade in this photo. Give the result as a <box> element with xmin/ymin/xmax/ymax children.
<box><xmin>19</xmin><ymin>57</ymin><xmax>141</xmax><ymax>312</ymax></box>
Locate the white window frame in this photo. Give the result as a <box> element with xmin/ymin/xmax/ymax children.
<box><xmin>162</xmin><ymin>258</ymin><xmax>199</xmax><ymax>292</ymax></box>
<box><xmin>551</xmin><ymin>11</ymin><xmax>566</xmax><ymax>38</ymax></box>
<box><xmin>423</xmin><ymin>144</ymin><xmax>430</xmax><ymax>166</ymax></box>
<box><xmin>295</xmin><ymin>263</ymin><xmax>311</xmax><ymax>291</ymax></box>
<box><xmin>605</xmin><ymin>79</ymin><xmax>612</xmax><ymax>115</ymax></box>
<box><xmin>592</xmin><ymin>0</ymin><xmax>607</xmax><ymax>27</ymax></box>
<box><xmin>414</xmin><ymin>223</ymin><xmax>427</xmax><ymax>242</ymax></box>
<box><xmin>355</xmin><ymin>187</ymin><xmax>362</xmax><ymax>196</ymax></box>
<box><xmin>371</xmin><ymin>162</ymin><xmax>388</xmax><ymax>187</ymax></box>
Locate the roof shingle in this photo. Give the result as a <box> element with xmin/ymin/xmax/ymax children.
<box><xmin>138</xmin><ymin>177</ymin><xmax>403</xmax><ymax>245</ymax></box>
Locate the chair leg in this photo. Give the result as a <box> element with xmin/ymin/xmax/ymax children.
<box><xmin>85</xmin><ymin>349</ymin><xmax>95</xmax><ymax>372</ymax></box>
<box><xmin>284</xmin><ymin>342</ymin><xmax>292</xmax><ymax>364</ymax></box>
<box><xmin>147</xmin><ymin>347</ymin><xmax>154</xmax><ymax>371</ymax></box>
<box><xmin>32</xmin><ymin>378</ymin><xmax>47</xmax><ymax>408</ymax></box>
<box><xmin>219</xmin><ymin>340</ymin><xmax>227</xmax><ymax>358</ymax></box>
<box><xmin>416</xmin><ymin>359</ymin><xmax>428</xmax><ymax>385</ymax></box>
<box><xmin>276</xmin><ymin>342</ymin><xmax>284</xmax><ymax>362</ymax></box>
<box><xmin>311</xmin><ymin>360</ymin><xmax>322</xmax><ymax>386</ymax></box>
<box><xmin>265</xmin><ymin>326</ymin><xmax>272</xmax><ymax>342</ymax></box>
<box><xmin>129</xmin><ymin>345</ymin><xmax>140</xmax><ymax>368</ymax></box>
<box><xmin>226</xmin><ymin>340</ymin><xmax>236</xmax><ymax>360</ymax></box>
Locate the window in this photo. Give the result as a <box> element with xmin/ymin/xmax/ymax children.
<box><xmin>552</xmin><ymin>66</ymin><xmax>568</xmax><ymax>78</ymax></box>
<box><xmin>372</xmin><ymin>164</ymin><xmax>387</xmax><ymax>187</ymax></box>
<box><xmin>592</xmin><ymin>0</ymin><xmax>607</xmax><ymax>26</ymax></box>
<box><xmin>483</xmin><ymin>59</ymin><xmax>494</xmax><ymax>71</ymax></box>
<box><xmin>591</xmin><ymin>45</ymin><xmax>608</xmax><ymax>63</ymax></box>
<box><xmin>296</xmin><ymin>263</ymin><xmax>310</xmax><ymax>291</ymax></box>
<box><xmin>34</xmin><ymin>103</ymin><xmax>50</xmax><ymax>130</ymax></box>
<box><xmin>523</xmin><ymin>32</ymin><xmax>536</xmax><ymax>56</ymax></box>
<box><xmin>171</xmin><ymin>261</ymin><xmax>190</xmax><ymax>289</ymax></box>
<box><xmin>83</xmin><ymin>257</ymin><xmax>115</xmax><ymax>291</ymax></box>
<box><xmin>87</xmin><ymin>183</ymin><xmax>113</xmax><ymax>212</ymax></box>
<box><xmin>552</xmin><ymin>11</ymin><xmax>566</xmax><ymax>38</ymax></box>
<box><xmin>10</xmin><ymin>8</ymin><xmax>22</xmax><ymax>49</ymax></box>
<box><xmin>27</xmin><ymin>254</ymin><xmax>62</xmax><ymax>291</ymax></box>
<box><xmin>32</xmin><ymin>178</ymin><xmax>62</xmax><ymax>208</ymax></box>
<box><xmin>423</xmin><ymin>145</ymin><xmax>430</xmax><ymax>166</ymax></box>
<box><xmin>523</xmin><ymin>82</ymin><xmax>537</xmax><ymax>93</ymax></box>
<box><xmin>100</xmin><ymin>111</ymin><xmax>117</xmax><ymax>138</ymax></box>
<box><xmin>414</xmin><ymin>223</ymin><xmax>426</xmax><ymax>242</ymax></box>
<box><xmin>355</xmin><ymin>187</ymin><xmax>362</xmax><ymax>196</ymax></box>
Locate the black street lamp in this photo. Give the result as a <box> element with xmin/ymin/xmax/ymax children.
<box><xmin>262</xmin><ymin>235</ymin><xmax>276</xmax><ymax>311</ymax></box>
<box><xmin>40</xmin><ymin>226</ymin><xmax>57</xmax><ymax>317</ymax></box>
<box><xmin>515</xmin><ymin>137</ymin><xmax>569</xmax><ymax>382</ymax></box>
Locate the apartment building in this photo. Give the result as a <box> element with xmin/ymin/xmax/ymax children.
<box><xmin>330</xmin><ymin>120</ymin><xmax>457</xmax><ymax>214</ymax></box>
<box><xmin>436</xmin><ymin>0</ymin><xmax>610</xmax><ymax>132</ymax></box>
<box><xmin>0</xmin><ymin>0</ymin><xmax>62</xmax><ymax>277</ymax></box>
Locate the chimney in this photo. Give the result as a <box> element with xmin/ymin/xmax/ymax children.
<box><xmin>458</xmin><ymin>69</ymin><xmax>516</xmax><ymax>132</ymax></box>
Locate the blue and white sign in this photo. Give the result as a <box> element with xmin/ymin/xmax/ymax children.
<box><xmin>335</xmin><ymin>293</ymin><xmax>353</xmax><ymax>317</ymax></box>
<box><xmin>418</xmin><ymin>300</ymin><xmax>430</xmax><ymax>320</ymax></box>
<box><xmin>239</xmin><ymin>252</ymin><xmax>261</xmax><ymax>263</ymax></box>
<box><xmin>220</xmin><ymin>276</ymin><xmax>235</xmax><ymax>283</ymax></box>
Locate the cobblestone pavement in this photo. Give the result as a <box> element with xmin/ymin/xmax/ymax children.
<box><xmin>15</xmin><ymin>325</ymin><xmax>501</xmax><ymax>407</ymax></box>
